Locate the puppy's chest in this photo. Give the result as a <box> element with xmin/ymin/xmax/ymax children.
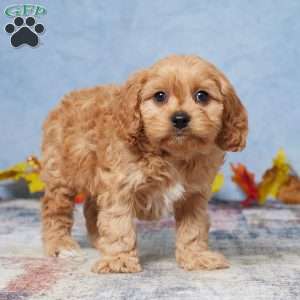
<box><xmin>161</xmin><ymin>182</ymin><xmax>185</xmax><ymax>210</ymax></box>
<box><xmin>135</xmin><ymin>179</ymin><xmax>185</xmax><ymax>219</ymax></box>
<box><xmin>132</xmin><ymin>157</ymin><xmax>187</xmax><ymax>219</ymax></box>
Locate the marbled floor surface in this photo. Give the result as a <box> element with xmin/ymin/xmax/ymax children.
<box><xmin>0</xmin><ymin>199</ymin><xmax>300</xmax><ymax>300</ymax></box>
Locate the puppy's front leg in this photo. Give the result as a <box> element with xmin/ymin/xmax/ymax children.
<box><xmin>92</xmin><ymin>194</ymin><xmax>141</xmax><ymax>273</ymax></box>
<box><xmin>174</xmin><ymin>193</ymin><xmax>229</xmax><ymax>271</ymax></box>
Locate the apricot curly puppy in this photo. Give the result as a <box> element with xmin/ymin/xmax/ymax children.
<box><xmin>41</xmin><ymin>55</ymin><xmax>248</xmax><ymax>273</ymax></box>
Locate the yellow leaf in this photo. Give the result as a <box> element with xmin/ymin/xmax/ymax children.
<box><xmin>20</xmin><ymin>173</ymin><xmax>45</xmax><ymax>193</ymax></box>
<box><xmin>0</xmin><ymin>162</ymin><xmax>30</xmax><ymax>181</ymax></box>
<box><xmin>212</xmin><ymin>173</ymin><xmax>224</xmax><ymax>193</ymax></box>
<box><xmin>0</xmin><ymin>159</ymin><xmax>45</xmax><ymax>193</ymax></box>
<box><xmin>258</xmin><ymin>149</ymin><xmax>290</xmax><ymax>204</ymax></box>
<box><xmin>273</xmin><ymin>148</ymin><xmax>287</xmax><ymax>168</ymax></box>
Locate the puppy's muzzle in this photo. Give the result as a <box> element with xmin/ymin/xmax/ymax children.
<box><xmin>171</xmin><ymin>111</ymin><xmax>190</xmax><ymax>129</ymax></box>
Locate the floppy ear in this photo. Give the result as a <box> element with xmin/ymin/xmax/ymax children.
<box><xmin>216</xmin><ymin>80</ymin><xmax>248</xmax><ymax>152</ymax></box>
<box><xmin>117</xmin><ymin>70</ymin><xmax>148</xmax><ymax>145</ymax></box>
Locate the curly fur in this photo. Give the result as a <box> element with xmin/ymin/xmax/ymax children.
<box><xmin>40</xmin><ymin>55</ymin><xmax>248</xmax><ymax>273</ymax></box>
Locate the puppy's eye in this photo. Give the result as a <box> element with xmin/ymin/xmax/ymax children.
<box><xmin>153</xmin><ymin>91</ymin><xmax>167</xmax><ymax>103</ymax></box>
<box><xmin>194</xmin><ymin>90</ymin><xmax>209</xmax><ymax>104</ymax></box>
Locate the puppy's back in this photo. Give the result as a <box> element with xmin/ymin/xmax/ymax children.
<box><xmin>41</xmin><ymin>85</ymin><xmax>120</xmax><ymax>191</ymax></box>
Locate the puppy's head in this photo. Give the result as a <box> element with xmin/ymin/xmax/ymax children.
<box><xmin>118</xmin><ymin>55</ymin><xmax>248</xmax><ymax>156</ymax></box>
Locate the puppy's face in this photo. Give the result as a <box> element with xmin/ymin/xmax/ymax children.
<box><xmin>118</xmin><ymin>55</ymin><xmax>248</xmax><ymax>157</ymax></box>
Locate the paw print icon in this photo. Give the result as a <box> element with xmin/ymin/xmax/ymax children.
<box><xmin>5</xmin><ymin>16</ymin><xmax>44</xmax><ymax>47</ymax></box>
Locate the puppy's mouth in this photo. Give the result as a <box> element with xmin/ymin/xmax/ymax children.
<box><xmin>162</xmin><ymin>128</ymin><xmax>208</xmax><ymax>145</ymax></box>
<box><xmin>173</xmin><ymin>134</ymin><xmax>186</xmax><ymax>144</ymax></box>
<box><xmin>173</xmin><ymin>129</ymin><xmax>188</xmax><ymax>143</ymax></box>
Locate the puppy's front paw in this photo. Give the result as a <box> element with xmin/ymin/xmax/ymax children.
<box><xmin>177</xmin><ymin>250</ymin><xmax>229</xmax><ymax>271</ymax></box>
<box><xmin>92</xmin><ymin>255</ymin><xmax>142</xmax><ymax>273</ymax></box>
<box><xmin>44</xmin><ymin>237</ymin><xmax>81</xmax><ymax>258</ymax></box>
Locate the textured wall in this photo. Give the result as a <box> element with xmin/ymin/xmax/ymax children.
<box><xmin>0</xmin><ymin>0</ymin><xmax>299</xmax><ymax>198</ymax></box>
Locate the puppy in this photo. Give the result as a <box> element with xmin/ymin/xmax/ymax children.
<box><xmin>41</xmin><ymin>55</ymin><xmax>248</xmax><ymax>273</ymax></box>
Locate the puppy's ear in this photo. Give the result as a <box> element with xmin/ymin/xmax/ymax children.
<box><xmin>117</xmin><ymin>70</ymin><xmax>148</xmax><ymax>145</ymax></box>
<box><xmin>216</xmin><ymin>79</ymin><xmax>248</xmax><ymax>152</ymax></box>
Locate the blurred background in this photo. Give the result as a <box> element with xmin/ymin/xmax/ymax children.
<box><xmin>0</xmin><ymin>0</ymin><xmax>299</xmax><ymax>199</ymax></box>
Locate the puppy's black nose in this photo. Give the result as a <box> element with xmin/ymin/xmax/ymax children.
<box><xmin>171</xmin><ymin>111</ymin><xmax>190</xmax><ymax>129</ymax></box>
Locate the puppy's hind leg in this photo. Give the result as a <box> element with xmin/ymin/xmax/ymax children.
<box><xmin>41</xmin><ymin>186</ymin><xmax>81</xmax><ymax>257</ymax></box>
<box><xmin>84</xmin><ymin>197</ymin><xmax>99</xmax><ymax>248</ymax></box>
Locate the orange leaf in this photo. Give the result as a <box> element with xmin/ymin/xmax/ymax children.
<box><xmin>231</xmin><ymin>163</ymin><xmax>258</xmax><ymax>206</ymax></box>
<box><xmin>74</xmin><ymin>193</ymin><xmax>86</xmax><ymax>204</ymax></box>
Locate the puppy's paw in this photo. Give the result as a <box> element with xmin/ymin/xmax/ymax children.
<box><xmin>177</xmin><ymin>250</ymin><xmax>229</xmax><ymax>271</ymax></box>
<box><xmin>92</xmin><ymin>255</ymin><xmax>142</xmax><ymax>273</ymax></box>
<box><xmin>44</xmin><ymin>237</ymin><xmax>81</xmax><ymax>258</ymax></box>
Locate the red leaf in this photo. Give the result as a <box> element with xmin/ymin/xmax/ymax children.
<box><xmin>231</xmin><ymin>163</ymin><xmax>259</xmax><ymax>206</ymax></box>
